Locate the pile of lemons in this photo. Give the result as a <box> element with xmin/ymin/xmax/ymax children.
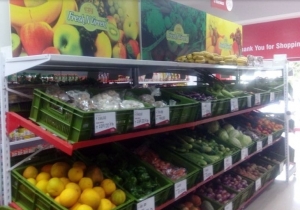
<box><xmin>22</xmin><ymin>161</ymin><xmax>126</xmax><ymax>210</ymax></box>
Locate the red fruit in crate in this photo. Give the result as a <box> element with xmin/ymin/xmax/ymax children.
<box><xmin>191</xmin><ymin>195</ymin><xmax>202</xmax><ymax>207</ymax></box>
<box><xmin>20</xmin><ymin>22</ymin><xmax>53</xmax><ymax>55</ymax></box>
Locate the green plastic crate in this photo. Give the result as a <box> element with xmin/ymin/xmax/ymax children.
<box><xmin>259</xmin><ymin>151</ymin><xmax>286</xmax><ymax>176</ymax></box>
<box><xmin>128</xmin><ymin>88</ymin><xmax>199</xmax><ymax>126</ymax></box>
<box><xmin>76</xmin><ymin>143</ymin><xmax>173</xmax><ymax>207</ymax></box>
<box><xmin>30</xmin><ymin>88</ymin><xmax>153</xmax><ymax>142</ymax></box>
<box><xmin>118</xmin><ymin>141</ymin><xmax>200</xmax><ymax>198</ymax></box>
<box><xmin>11</xmin><ymin>157</ymin><xmax>135</xmax><ymax>210</ymax></box>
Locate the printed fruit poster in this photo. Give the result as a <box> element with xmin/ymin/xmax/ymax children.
<box><xmin>10</xmin><ymin>0</ymin><xmax>140</xmax><ymax>59</ymax></box>
<box><xmin>206</xmin><ymin>14</ymin><xmax>243</xmax><ymax>56</ymax></box>
<box><xmin>141</xmin><ymin>0</ymin><xmax>206</xmax><ymax>61</ymax></box>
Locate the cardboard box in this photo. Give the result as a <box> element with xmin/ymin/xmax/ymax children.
<box><xmin>9</xmin><ymin>0</ymin><xmax>140</xmax><ymax>59</ymax></box>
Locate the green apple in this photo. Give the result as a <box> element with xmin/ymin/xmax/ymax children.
<box><xmin>53</xmin><ymin>24</ymin><xmax>83</xmax><ymax>56</ymax></box>
<box><xmin>11</xmin><ymin>33</ymin><xmax>22</xmax><ymax>57</ymax></box>
<box><xmin>24</xmin><ymin>0</ymin><xmax>47</xmax><ymax>7</ymax></box>
<box><xmin>123</xmin><ymin>17</ymin><xmax>139</xmax><ymax>40</ymax></box>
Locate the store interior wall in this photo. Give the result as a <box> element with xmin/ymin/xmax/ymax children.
<box><xmin>0</xmin><ymin>1</ymin><xmax>11</xmax><ymax>49</ymax></box>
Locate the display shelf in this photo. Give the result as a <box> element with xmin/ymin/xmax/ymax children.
<box><xmin>237</xmin><ymin>179</ymin><xmax>275</xmax><ymax>210</ymax></box>
<box><xmin>9</xmin><ymin>137</ymin><xmax>42</xmax><ymax>146</ymax></box>
<box><xmin>6</xmin><ymin>104</ymin><xmax>270</xmax><ymax>156</ymax></box>
<box><xmin>156</xmin><ymin>137</ymin><xmax>282</xmax><ymax>210</ymax></box>
<box><xmin>4</xmin><ymin>54</ymin><xmax>284</xmax><ymax>77</ymax></box>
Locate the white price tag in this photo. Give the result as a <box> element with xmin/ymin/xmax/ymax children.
<box><xmin>230</xmin><ymin>98</ymin><xmax>239</xmax><ymax>112</ymax></box>
<box><xmin>155</xmin><ymin>107</ymin><xmax>170</xmax><ymax>126</ymax></box>
<box><xmin>224</xmin><ymin>156</ymin><xmax>232</xmax><ymax>170</ymax></box>
<box><xmin>270</xmin><ymin>92</ymin><xmax>275</xmax><ymax>102</ymax></box>
<box><xmin>268</xmin><ymin>135</ymin><xmax>273</xmax><ymax>145</ymax></box>
<box><xmin>137</xmin><ymin>196</ymin><xmax>155</xmax><ymax>210</ymax></box>
<box><xmin>280</xmin><ymin>162</ymin><xmax>284</xmax><ymax>173</ymax></box>
<box><xmin>255</xmin><ymin>94</ymin><xmax>261</xmax><ymax>105</ymax></box>
<box><xmin>255</xmin><ymin>178</ymin><xmax>262</xmax><ymax>191</ymax></box>
<box><xmin>201</xmin><ymin>102</ymin><xmax>212</xmax><ymax>117</ymax></box>
<box><xmin>256</xmin><ymin>141</ymin><xmax>263</xmax><ymax>152</ymax></box>
<box><xmin>225</xmin><ymin>202</ymin><xmax>233</xmax><ymax>210</ymax></box>
<box><xmin>134</xmin><ymin>109</ymin><xmax>151</xmax><ymax>129</ymax></box>
<box><xmin>94</xmin><ymin>112</ymin><xmax>116</xmax><ymax>135</ymax></box>
<box><xmin>241</xmin><ymin>147</ymin><xmax>248</xmax><ymax>160</ymax></box>
<box><xmin>174</xmin><ymin>179</ymin><xmax>187</xmax><ymax>199</ymax></box>
<box><xmin>203</xmin><ymin>165</ymin><xmax>213</xmax><ymax>181</ymax></box>
<box><xmin>247</xmin><ymin>95</ymin><xmax>252</xmax><ymax>107</ymax></box>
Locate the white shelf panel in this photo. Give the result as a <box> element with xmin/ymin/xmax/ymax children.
<box><xmin>5</xmin><ymin>54</ymin><xmax>285</xmax><ymax>77</ymax></box>
<box><xmin>9</xmin><ymin>137</ymin><xmax>43</xmax><ymax>146</ymax></box>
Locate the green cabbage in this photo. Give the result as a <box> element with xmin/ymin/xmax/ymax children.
<box><xmin>207</xmin><ymin>121</ymin><xmax>220</xmax><ymax>133</ymax></box>
<box><xmin>240</xmin><ymin>135</ymin><xmax>252</xmax><ymax>147</ymax></box>
<box><xmin>223</xmin><ymin>124</ymin><xmax>235</xmax><ymax>133</ymax></box>
<box><xmin>228</xmin><ymin>129</ymin><xmax>240</xmax><ymax>139</ymax></box>
<box><xmin>217</xmin><ymin>129</ymin><xmax>229</xmax><ymax>141</ymax></box>
<box><xmin>229</xmin><ymin>138</ymin><xmax>243</xmax><ymax>148</ymax></box>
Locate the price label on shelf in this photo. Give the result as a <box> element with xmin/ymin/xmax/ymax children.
<box><xmin>134</xmin><ymin>109</ymin><xmax>151</xmax><ymax>129</ymax></box>
<box><xmin>268</xmin><ymin>135</ymin><xmax>273</xmax><ymax>145</ymax></box>
<box><xmin>241</xmin><ymin>147</ymin><xmax>249</xmax><ymax>160</ymax></box>
<box><xmin>225</xmin><ymin>202</ymin><xmax>233</xmax><ymax>210</ymax></box>
<box><xmin>155</xmin><ymin>107</ymin><xmax>170</xmax><ymax>126</ymax></box>
<box><xmin>136</xmin><ymin>196</ymin><xmax>155</xmax><ymax>210</ymax></box>
<box><xmin>224</xmin><ymin>156</ymin><xmax>232</xmax><ymax>171</ymax></box>
<box><xmin>270</xmin><ymin>92</ymin><xmax>275</xmax><ymax>102</ymax></box>
<box><xmin>230</xmin><ymin>98</ymin><xmax>239</xmax><ymax>112</ymax></box>
<box><xmin>174</xmin><ymin>179</ymin><xmax>187</xmax><ymax>199</ymax></box>
<box><xmin>256</xmin><ymin>141</ymin><xmax>263</xmax><ymax>152</ymax></box>
<box><xmin>255</xmin><ymin>178</ymin><xmax>262</xmax><ymax>191</ymax></box>
<box><xmin>94</xmin><ymin>112</ymin><xmax>116</xmax><ymax>135</ymax></box>
<box><xmin>201</xmin><ymin>102</ymin><xmax>212</xmax><ymax>117</ymax></box>
<box><xmin>280</xmin><ymin>162</ymin><xmax>284</xmax><ymax>173</ymax></box>
<box><xmin>247</xmin><ymin>95</ymin><xmax>252</xmax><ymax>107</ymax></box>
<box><xmin>255</xmin><ymin>94</ymin><xmax>261</xmax><ymax>105</ymax></box>
<box><xmin>203</xmin><ymin>165</ymin><xmax>213</xmax><ymax>181</ymax></box>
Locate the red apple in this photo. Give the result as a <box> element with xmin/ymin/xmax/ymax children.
<box><xmin>42</xmin><ymin>47</ymin><xmax>60</xmax><ymax>54</ymax></box>
<box><xmin>112</xmin><ymin>43</ymin><xmax>126</xmax><ymax>59</ymax></box>
<box><xmin>10</xmin><ymin>0</ymin><xmax>25</xmax><ymax>6</ymax></box>
<box><xmin>20</xmin><ymin>22</ymin><xmax>53</xmax><ymax>55</ymax></box>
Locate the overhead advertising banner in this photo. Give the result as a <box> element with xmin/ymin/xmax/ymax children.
<box><xmin>211</xmin><ymin>0</ymin><xmax>233</xmax><ymax>11</ymax></box>
<box><xmin>9</xmin><ymin>0</ymin><xmax>140</xmax><ymax>59</ymax></box>
<box><xmin>206</xmin><ymin>14</ymin><xmax>242</xmax><ymax>56</ymax></box>
<box><xmin>242</xmin><ymin>18</ymin><xmax>300</xmax><ymax>59</ymax></box>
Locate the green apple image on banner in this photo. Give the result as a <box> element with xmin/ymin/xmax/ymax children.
<box><xmin>53</xmin><ymin>24</ymin><xmax>83</xmax><ymax>56</ymax></box>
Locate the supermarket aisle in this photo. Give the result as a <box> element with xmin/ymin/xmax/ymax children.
<box><xmin>246</xmin><ymin>132</ymin><xmax>300</xmax><ymax>210</ymax></box>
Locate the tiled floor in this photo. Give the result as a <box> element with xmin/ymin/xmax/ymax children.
<box><xmin>246</xmin><ymin>132</ymin><xmax>299</xmax><ymax>210</ymax></box>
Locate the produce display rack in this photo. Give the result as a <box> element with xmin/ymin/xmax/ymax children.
<box><xmin>0</xmin><ymin>54</ymin><xmax>291</xmax><ymax>209</ymax></box>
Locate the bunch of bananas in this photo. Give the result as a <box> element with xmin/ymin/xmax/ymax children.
<box><xmin>175</xmin><ymin>51</ymin><xmax>248</xmax><ymax>66</ymax></box>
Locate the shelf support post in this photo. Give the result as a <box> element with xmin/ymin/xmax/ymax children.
<box><xmin>132</xmin><ymin>67</ymin><xmax>140</xmax><ymax>87</ymax></box>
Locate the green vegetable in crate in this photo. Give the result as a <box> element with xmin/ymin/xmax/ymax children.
<box><xmin>201</xmin><ymin>200</ymin><xmax>215</xmax><ymax>210</ymax></box>
<box><xmin>206</xmin><ymin>121</ymin><xmax>220</xmax><ymax>133</ymax></box>
<box><xmin>217</xmin><ymin>129</ymin><xmax>229</xmax><ymax>142</ymax></box>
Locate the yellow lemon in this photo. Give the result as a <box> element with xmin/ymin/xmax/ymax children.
<box><xmin>41</xmin><ymin>164</ymin><xmax>52</xmax><ymax>174</ymax></box>
<box><xmin>70</xmin><ymin>202</ymin><xmax>82</xmax><ymax>210</ymax></box>
<box><xmin>80</xmin><ymin>188</ymin><xmax>101</xmax><ymax>210</ymax></box>
<box><xmin>66</xmin><ymin>182</ymin><xmax>82</xmax><ymax>194</ymax></box>
<box><xmin>46</xmin><ymin>177</ymin><xmax>65</xmax><ymax>197</ymax></box>
<box><xmin>54</xmin><ymin>195</ymin><xmax>60</xmax><ymax>204</ymax></box>
<box><xmin>98</xmin><ymin>198</ymin><xmax>112</xmax><ymax>210</ymax></box>
<box><xmin>27</xmin><ymin>178</ymin><xmax>36</xmax><ymax>186</ymax></box>
<box><xmin>79</xmin><ymin>177</ymin><xmax>93</xmax><ymax>191</ymax></box>
<box><xmin>68</xmin><ymin>167</ymin><xmax>84</xmax><ymax>183</ymax></box>
<box><xmin>51</xmin><ymin>162</ymin><xmax>70</xmax><ymax>178</ymax></box>
<box><xmin>101</xmin><ymin>179</ymin><xmax>116</xmax><ymax>196</ymax></box>
<box><xmin>59</xmin><ymin>188</ymin><xmax>80</xmax><ymax>208</ymax></box>
<box><xmin>93</xmin><ymin>187</ymin><xmax>106</xmax><ymax>199</ymax></box>
<box><xmin>36</xmin><ymin>172</ymin><xmax>51</xmax><ymax>182</ymax></box>
<box><xmin>36</xmin><ymin>180</ymin><xmax>49</xmax><ymax>193</ymax></box>
<box><xmin>60</xmin><ymin>177</ymin><xmax>70</xmax><ymax>186</ymax></box>
<box><xmin>23</xmin><ymin>165</ymin><xmax>38</xmax><ymax>179</ymax></box>
<box><xmin>73</xmin><ymin>161</ymin><xmax>87</xmax><ymax>171</ymax></box>
<box><xmin>77</xmin><ymin>204</ymin><xmax>93</xmax><ymax>210</ymax></box>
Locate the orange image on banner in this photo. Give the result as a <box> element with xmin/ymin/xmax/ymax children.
<box><xmin>206</xmin><ymin>14</ymin><xmax>243</xmax><ymax>56</ymax></box>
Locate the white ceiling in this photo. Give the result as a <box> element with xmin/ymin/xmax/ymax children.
<box><xmin>173</xmin><ymin>0</ymin><xmax>300</xmax><ymax>25</ymax></box>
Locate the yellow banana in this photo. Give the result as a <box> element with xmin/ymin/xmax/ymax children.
<box><xmin>10</xmin><ymin>0</ymin><xmax>63</xmax><ymax>28</ymax></box>
<box><xmin>53</xmin><ymin>0</ymin><xmax>78</xmax><ymax>31</ymax></box>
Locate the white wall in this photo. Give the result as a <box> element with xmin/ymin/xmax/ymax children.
<box><xmin>0</xmin><ymin>1</ymin><xmax>11</xmax><ymax>48</ymax></box>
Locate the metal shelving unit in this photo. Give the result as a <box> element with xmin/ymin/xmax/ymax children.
<box><xmin>0</xmin><ymin>54</ymin><xmax>291</xmax><ymax>208</ymax></box>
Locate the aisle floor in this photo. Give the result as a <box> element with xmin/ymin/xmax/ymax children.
<box><xmin>246</xmin><ymin>132</ymin><xmax>300</xmax><ymax>210</ymax></box>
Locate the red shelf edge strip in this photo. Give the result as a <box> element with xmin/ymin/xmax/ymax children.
<box><xmin>156</xmin><ymin>137</ymin><xmax>282</xmax><ymax>210</ymax></box>
<box><xmin>6</xmin><ymin>112</ymin><xmax>73</xmax><ymax>155</ymax></box>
